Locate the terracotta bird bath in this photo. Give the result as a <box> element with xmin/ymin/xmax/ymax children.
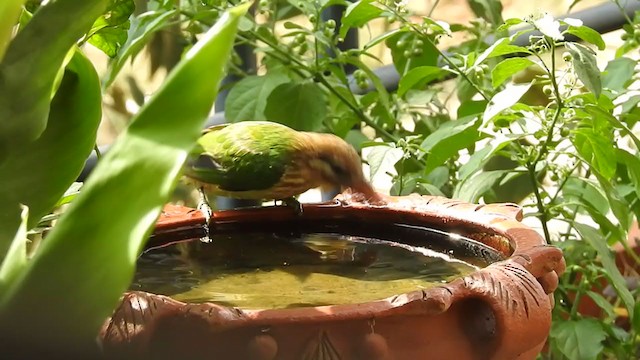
<box><xmin>100</xmin><ymin>192</ymin><xmax>564</xmax><ymax>360</ymax></box>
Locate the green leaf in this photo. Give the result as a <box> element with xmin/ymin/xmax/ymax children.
<box><xmin>102</xmin><ymin>8</ymin><xmax>177</xmax><ymax>88</ymax></box>
<box><xmin>571</xmin><ymin>127</ymin><xmax>616</xmax><ymax>180</ymax></box>
<box><xmin>459</xmin><ymin>135</ymin><xmax>520</xmax><ymax>180</ymax></box>
<box><xmin>398</xmin><ymin>66</ymin><xmax>451</xmax><ymax>97</ymax></box>
<box><xmin>573</xmin><ymin>223</ymin><xmax>635</xmax><ymax>321</ymax></box>
<box><xmin>420</xmin><ymin>116</ymin><xmax>483</xmax><ymax>173</ymax></box>
<box><xmin>602</xmin><ymin>57</ymin><xmax>637</xmax><ymax>93</ymax></box>
<box><xmin>585</xmin><ymin>104</ymin><xmax>640</xmax><ymax>149</ymax></box>
<box><xmin>54</xmin><ymin>182</ymin><xmax>84</xmax><ymax>207</ymax></box>
<box><xmin>496</xmin><ymin>18</ymin><xmax>524</xmax><ymax>32</ymax></box>
<box><xmin>319</xmin><ymin>0</ymin><xmax>349</xmax><ymax>9</ymax></box>
<box><xmin>562</xmin><ymin>177</ymin><xmax>609</xmax><ymax>216</ymax></box>
<box><xmin>0</xmin><ymin>0</ymin><xmax>109</xmax><ymax>161</ymax></box>
<box><xmin>264</xmin><ymin>82</ymin><xmax>327</xmax><ymax>131</ymax></box>
<box><xmin>491</xmin><ymin>57</ymin><xmax>536</xmax><ymax>87</ymax></box>
<box><xmin>617</xmin><ymin>149</ymin><xmax>640</xmax><ymax>200</ymax></box>
<box><xmin>0</xmin><ymin>3</ymin><xmax>247</xmax><ymax>347</ymax></box>
<box><xmin>633</xmin><ymin>301</ymin><xmax>640</xmax><ymax>335</ymax></box>
<box><xmin>416</xmin><ymin>182</ymin><xmax>446</xmax><ymax>196</ymax></box>
<box><xmin>566</xmin><ymin>25</ymin><xmax>605</xmax><ymax>50</ymax></box>
<box><xmin>89</xmin><ymin>26</ymin><xmax>128</xmax><ymax>57</ymax></box>
<box><xmin>585</xmin><ymin>291</ymin><xmax>615</xmax><ymax>318</ymax></box>
<box><xmin>0</xmin><ymin>50</ymin><xmax>101</xmax><ymax>264</ymax></box>
<box><xmin>366</xmin><ymin>144</ymin><xmax>403</xmax><ymax>180</ymax></box>
<box><xmin>592</xmin><ymin>169</ymin><xmax>631</xmax><ymax>234</ymax></box>
<box><xmin>0</xmin><ymin>205</ymin><xmax>28</xmax><ymax>294</ymax></box>
<box><xmin>483</xmin><ymin>83</ymin><xmax>531</xmax><ymax>124</ymax></box>
<box><xmin>552</xmin><ymin>318</ymin><xmax>606</xmax><ymax>360</ymax></box>
<box><xmin>340</xmin><ymin>0</ymin><xmax>382</xmax><ymax>39</ymax></box>
<box><xmin>453</xmin><ymin>170</ymin><xmax>509</xmax><ymax>203</ymax></box>
<box><xmin>474</xmin><ymin>38</ymin><xmax>531</xmax><ymax>67</ymax></box>
<box><xmin>225</xmin><ymin>73</ymin><xmax>289</xmax><ymax>122</ymax></box>
<box><xmin>87</xmin><ymin>0</ymin><xmax>134</xmax><ymax>57</ymax></box>
<box><xmin>566</xmin><ymin>42</ymin><xmax>602</xmax><ymax>99</ymax></box>
<box><xmin>0</xmin><ymin>0</ymin><xmax>25</xmax><ymax>61</ymax></box>
<box><xmin>364</xmin><ymin>28</ymin><xmax>405</xmax><ymax>50</ymax></box>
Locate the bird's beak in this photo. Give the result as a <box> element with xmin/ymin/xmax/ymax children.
<box><xmin>350</xmin><ymin>179</ymin><xmax>384</xmax><ymax>205</ymax></box>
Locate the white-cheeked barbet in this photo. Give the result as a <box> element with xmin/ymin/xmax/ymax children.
<box><xmin>184</xmin><ymin>121</ymin><xmax>381</xmax><ymax>214</ymax></box>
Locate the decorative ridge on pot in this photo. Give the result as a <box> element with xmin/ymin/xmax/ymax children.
<box><xmin>101</xmin><ymin>192</ymin><xmax>565</xmax><ymax>360</ymax></box>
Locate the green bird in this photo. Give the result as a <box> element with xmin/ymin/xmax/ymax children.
<box><xmin>184</xmin><ymin>121</ymin><xmax>380</xmax><ymax>223</ymax></box>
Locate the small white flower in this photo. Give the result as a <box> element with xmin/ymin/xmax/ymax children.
<box><xmin>533</xmin><ymin>13</ymin><xmax>564</xmax><ymax>41</ymax></box>
<box><xmin>564</xmin><ymin>17</ymin><xmax>583</xmax><ymax>27</ymax></box>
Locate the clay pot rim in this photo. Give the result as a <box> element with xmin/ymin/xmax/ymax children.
<box><xmin>141</xmin><ymin>193</ymin><xmax>564</xmax><ymax>320</ymax></box>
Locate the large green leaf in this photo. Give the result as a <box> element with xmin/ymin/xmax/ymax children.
<box><xmin>473</xmin><ymin>37</ymin><xmax>531</xmax><ymax>67</ymax></box>
<box><xmin>458</xmin><ymin>135</ymin><xmax>521</xmax><ymax>180</ymax></box>
<box><xmin>0</xmin><ymin>3</ymin><xmax>248</xmax><ymax>350</ymax></box>
<box><xmin>566</xmin><ymin>42</ymin><xmax>602</xmax><ymax>99</ymax></box>
<box><xmin>483</xmin><ymin>83</ymin><xmax>531</xmax><ymax>124</ymax></box>
<box><xmin>552</xmin><ymin>318</ymin><xmax>606</xmax><ymax>360</ymax></box>
<box><xmin>601</xmin><ymin>57</ymin><xmax>636</xmax><ymax>93</ymax></box>
<box><xmin>264</xmin><ymin>81</ymin><xmax>327</xmax><ymax>131</ymax></box>
<box><xmin>585</xmin><ymin>104</ymin><xmax>640</xmax><ymax>150</ymax></box>
<box><xmin>420</xmin><ymin>116</ymin><xmax>483</xmax><ymax>173</ymax></box>
<box><xmin>617</xmin><ymin>149</ymin><xmax>640</xmax><ymax>200</ymax></box>
<box><xmin>225</xmin><ymin>73</ymin><xmax>289</xmax><ymax>122</ymax></box>
<box><xmin>592</xmin><ymin>169</ymin><xmax>631</xmax><ymax>234</ymax></box>
<box><xmin>0</xmin><ymin>50</ymin><xmax>102</xmax><ymax>265</ymax></box>
<box><xmin>0</xmin><ymin>206</ymin><xmax>28</xmax><ymax>291</ymax></box>
<box><xmin>366</xmin><ymin>144</ymin><xmax>403</xmax><ymax>180</ymax></box>
<box><xmin>562</xmin><ymin>177</ymin><xmax>609</xmax><ymax>216</ymax></box>
<box><xmin>574</xmin><ymin>223</ymin><xmax>635</xmax><ymax>321</ymax></box>
<box><xmin>0</xmin><ymin>0</ymin><xmax>109</xmax><ymax>161</ymax></box>
<box><xmin>339</xmin><ymin>0</ymin><xmax>382</xmax><ymax>39</ymax></box>
<box><xmin>571</xmin><ymin>126</ymin><xmax>616</xmax><ymax>180</ymax></box>
<box><xmin>0</xmin><ymin>0</ymin><xmax>25</xmax><ymax>61</ymax></box>
<box><xmin>565</xmin><ymin>25</ymin><xmax>605</xmax><ymax>51</ymax></box>
<box><xmin>397</xmin><ymin>66</ymin><xmax>451</xmax><ymax>97</ymax></box>
<box><xmin>453</xmin><ymin>169</ymin><xmax>509</xmax><ymax>203</ymax></box>
<box><xmin>491</xmin><ymin>57</ymin><xmax>536</xmax><ymax>88</ymax></box>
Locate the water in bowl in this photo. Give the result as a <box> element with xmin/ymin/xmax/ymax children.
<box><xmin>131</xmin><ymin>227</ymin><xmax>501</xmax><ymax>309</ymax></box>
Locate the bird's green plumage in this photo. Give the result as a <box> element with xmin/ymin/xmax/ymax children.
<box><xmin>185</xmin><ymin>121</ymin><xmax>299</xmax><ymax>193</ymax></box>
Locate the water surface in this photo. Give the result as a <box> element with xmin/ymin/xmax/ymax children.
<box><xmin>132</xmin><ymin>228</ymin><xmax>501</xmax><ymax>309</ymax></box>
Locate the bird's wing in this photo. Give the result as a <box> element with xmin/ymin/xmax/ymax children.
<box><xmin>185</xmin><ymin>122</ymin><xmax>296</xmax><ymax>192</ymax></box>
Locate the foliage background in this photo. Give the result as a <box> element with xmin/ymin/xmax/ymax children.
<box><xmin>0</xmin><ymin>0</ymin><xmax>638</xmax><ymax>358</ymax></box>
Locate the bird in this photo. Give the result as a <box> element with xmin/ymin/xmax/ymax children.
<box><xmin>183</xmin><ymin>121</ymin><xmax>382</xmax><ymax>232</ymax></box>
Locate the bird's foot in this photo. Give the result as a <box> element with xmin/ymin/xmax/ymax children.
<box><xmin>282</xmin><ymin>197</ymin><xmax>303</xmax><ymax>216</ymax></box>
<box><xmin>197</xmin><ymin>187</ymin><xmax>213</xmax><ymax>243</ymax></box>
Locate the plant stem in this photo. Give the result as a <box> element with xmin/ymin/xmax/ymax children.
<box><xmin>613</xmin><ymin>0</ymin><xmax>635</xmax><ymax>27</ymax></box>
<box><xmin>428</xmin><ymin>0</ymin><xmax>441</xmax><ymax>17</ymax></box>
<box><xmin>526</xmin><ymin>37</ymin><xmax>564</xmax><ymax>244</ymax></box>
<box><xmin>527</xmin><ymin>162</ymin><xmax>552</xmax><ymax>243</ymax></box>
<box><xmin>94</xmin><ymin>144</ymin><xmax>102</xmax><ymax>160</ymax></box>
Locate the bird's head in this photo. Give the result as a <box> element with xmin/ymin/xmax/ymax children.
<box><xmin>300</xmin><ymin>133</ymin><xmax>381</xmax><ymax>202</ymax></box>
